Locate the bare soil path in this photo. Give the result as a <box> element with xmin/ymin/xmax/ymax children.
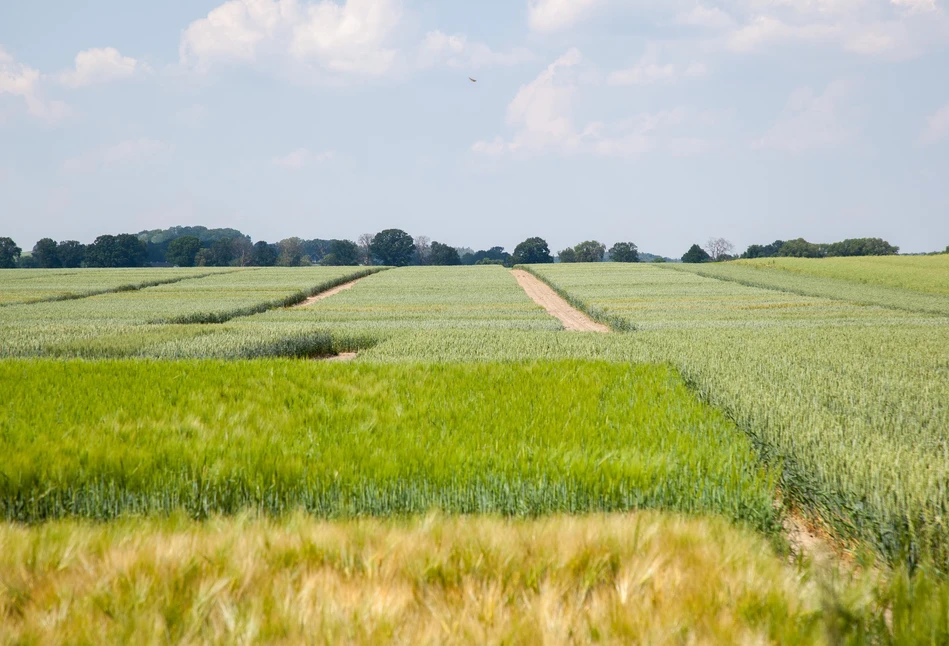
<box><xmin>293</xmin><ymin>278</ymin><xmax>364</xmax><ymax>308</ymax></box>
<box><xmin>511</xmin><ymin>270</ymin><xmax>610</xmax><ymax>333</ymax></box>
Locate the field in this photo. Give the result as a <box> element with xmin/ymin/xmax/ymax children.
<box><xmin>2</xmin><ymin>259</ymin><xmax>949</xmax><ymax>642</ymax></box>
<box><xmin>526</xmin><ymin>263</ymin><xmax>949</xmax><ymax>566</ymax></box>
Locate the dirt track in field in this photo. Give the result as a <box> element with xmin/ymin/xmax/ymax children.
<box><xmin>294</xmin><ymin>278</ymin><xmax>364</xmax><ymax>308</ymax></box>
<box><xmin>511</xmin><ymin>270</ymin><xmax>610</xmax><ymax>333</ymax></box>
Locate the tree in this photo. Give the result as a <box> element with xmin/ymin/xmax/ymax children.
<box><xmin>414</xmin><ymin>235</ymin><xmax>431</xmax><ymax>266</ymax></box>
<box><xmin>609</xmin><ymin>242</ymin><xmax>639</xmax><ymax>263</ymax></box>
<box><xmin>778</xmin><ymin>238</ymin><xmax>824</xmax><ymax>258</ymax></box>
<box><xmin>322</xmin><ymin>240</ymin><xmax>360</xmax><ymax>266</ymax></box>
<box><xmin>513</xmin><ymin>237</ymin><xmax>553</xmax><ymax>264</ymax></box>
<box><xmin>826</xmin><ymin>238</ymin><xmax>899</xmax><ymax>257</ymax></box>
<box><xmin>742</xmin><ymin>240</ymin><xmax>785</xmax><ymax>259</ymax></box>
<box><xmin>194</xmin><ymin>248</ymin><xmax>215</xmax><ymax>267</ymax></box>
<box><xmin>209</xmin><ymin>238</ymin><xmax>235</xmax><ymax>267</ymax></box>
<box><xmin>0</xmin><ymin>237</ymin><xmax>21</xmax><ymax>268</ymax></box>
<box><xmin>357</xmin><ymin>233</ymin><xmax>375</xmax><ymax>265</ymax></box>
<box><xmin>558</xmin><ymin>247</ymin><xmax>578</xmax><ymax>263</ymax></box>
<box><xmin>231</xmin><ymin>237</ymin><xmax>254</xmax><ymax>266</ymax></box>
<box><xmin>681</xmin><ymin>244</ymin><xmax>710</xmax><ymax>263</ymax></box>
<box><xmin>369</xmin><ymin>229</ymin><xmax>415</xmax><ymax>266</ymax></box>
<box><xmin>32</xmin><ymin>238</ymin><xmax>60</xmax><ymax>268</ymax></box>
<box><xmin>705</xmin><ymin>237</ymin><xmax>734</xmax><ymax>261</ymax></box>
<box><xmin>85</xmin><ymin>234</ymin><xmax>147</xmax><ymax>267</ymax></box>
<box><xmin>573</xmin><ymin>240</ymin><xmax>606</xmax><ymax>262</ymax></box>
<box><xmin>56</xmin><ymin>240</ymin><xmax>86</xmax><ymax>268</ymax></box>
<box><xmin>429</xmin><ymin>241</ymin><xmax>461</xmax><ymax>265</ymax></box>
<box><xmin>252</xmin><ymin>241</ymin><xmax>278</xmax><ymax>266</ymax></box>
<box><xmin>166</xmin><ymin>236</ymin><xmax>201</xmax><ymax>267</ymax></box>
<box><xmin>277</xmin><ymin>238</ymin><xmax>306</xmax><ymax>266</ymax></box>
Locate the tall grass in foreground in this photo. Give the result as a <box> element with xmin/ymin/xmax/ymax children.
<box><xmin>2</xmin><ymin>512</ymin><xmax>926</xmax><ymax>645</ymax></box>
<box><xmin>0</xmin><ymin>360</ymin><xmax>778</xmax><ymax>530</ymax></box>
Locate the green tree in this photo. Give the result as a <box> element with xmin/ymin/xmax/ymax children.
<box><xmin>321</xmin><ymin>240</ymin><xmax>360</xmax><ymax>266</ymax></box>
<box><xmin>681</xmin><ymin>244</ymin><xmax>710</xmax><ymax>263</ymax></box>
<box><xmin>609</xmin><ymin>242</ymin><xmax>639</xmax><ymax>263</ymax></box>
<box><xmin>512</xmin><ymin>237</ymin><xmax>553</xmax><ymax>264</ymax></box>
<box><xmin>741</xmin><ymin>240</ymin><xmax>785</xmax><ymax>259</ymax></box>
<box><xmin>0</xmin><ymin>237</ymin><xmax>22</xmax><ymax>268</ymax></box>
<box><xmin>369</xmin><ymin>229</ymin><xmax>415</xmax><ymax>266</ymax></box>
<box><xmin>208</xmin><ymin>238</ymin><xmax>234</xmax><ymax>267</ymax></box>
<box><xmin>194</xmin><ymin>248</ymin><xmax>214</xmax><ymax>267</ymax></box>
<box><xmin>777</xmin><ymin>238</ymin><xmax>824</xmax><ymax>258</ymax></box>
<box><xmin>429</xmin><ymin>241</ymin><xmax>462</xmax><ymax>265</ymax></box>
<box><xmin>573</xmin><ymin>240</ymin><xmax>606</xmax><ymax>262</ymax></box>
<box><xmin>558</xmin><ymin>247</ymin><xmax>578</xmax><ymax>263</ymax></box>
<box><xmin>277</xmin><ymin>238</ymin><xmax>306</xmax><ymax>266</ymax></box>
<box><xmin>32</xmin><ymin>238</ymin><xmax>61</xmax><ymax>268</ymax></box>
<box><xmin>252</xmin><ymin>241</ymin><xmax>278</xmax><ymax>266</ymax></box>
<box><xmin>56</xmin><ymin>241</ymin><xmax>85</xmax><ymax>268</ymax></box>
<box><xmin>826</xmin><ymin>238</ymin><xmax>899</xmax><ymax>257</ymax></box>
<box><xmin>85</xmin><ymin>234</ymin><xmax>148</xmax><ymax>267</ymax></box>
<box><xmin>165</xmin><ymin>236</ymin><xmax>201</xmax><ymax>267</ymax></box>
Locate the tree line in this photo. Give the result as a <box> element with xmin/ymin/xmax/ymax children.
<box><xmin>680</xmin><ymin>237</ymin><xmax>912</xmax><ymax>263</ymax></box>
<box><xmin>0</xmin><ymin>228</ymin><xmax>943</xmax><ymax>270</ymax></box>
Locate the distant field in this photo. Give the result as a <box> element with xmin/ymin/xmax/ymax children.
<box><xmin>736</xmin><ymin>255</ymin><xmax>949</xmax><ymax>295</ymax></box>
<box><xmin>527</xmin><ymin>262</ymin><xmax>949</xmax><ymax>566</ymax></box>
<box><xmin>0</xmin><ymin>267</ymin><xmax>239</xmax><ymax>305</ymax></box>
<box><xmin>0</xmin><ymin>267</ymin><xmax>382</xmax><ymax>358</ymax></box>
<box><xmin>0</xmin><ymin>360</ymin><xmax>776</xmax><ymax>529</ymax></box>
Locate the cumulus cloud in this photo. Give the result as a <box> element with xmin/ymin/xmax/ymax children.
<box><xmin>60</xmin><ymin>47</ymin><xmax>141</xmax><ymax>88</ymax></box>
<box><xmin>922</xmin><ymin>102</ymin><xmax>949</xmax><ymax>144</ymax></box>
<box><xmin>271</xmin><ymin>148</ymin><xmax>334</xmax><ymax>168</ymax></box>
<box><xmin>0</xmin><ymin>46</ymin><xmax>70</xmax><ymax>122</ymax></box>
<box><xmin>474</xmin><ymin>50</ymin><xmax>715</xmax><ymax>158</ymax></box>
<box><xmin>180</xmin><ymin>0</ymin><xmax>403</xmax><ymax>77</ymax></box>
<box><xmin>753</xmin><ymin>80</ymin><xmax>859</xmax><ymax>153</ymax></box>
<box><xmin>527</xmin><ymin>0</ymin><xmax>601</xmax><ymax>32</ymax></box>
<box><xmin>420</xmin><ymin>31</ymin><xmax>535</xmax><ymax>69</ymax></box>
<box><xmin>62</xmin><ymin>138</ymin><xmax>171</xmax><ymax>174</ymax></box>
<box><xmin>676</xmin><ymin>5</ymin><xmax>736</xmax><ymax>30</ymax></box>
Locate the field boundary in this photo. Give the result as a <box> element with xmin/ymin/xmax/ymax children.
<box><xmin>514</xmin><ymin>265</ymin><xmax>635</xmax><ymax>332</ymax></box>
<box><xmin>0</xmin><ymin>268</ymin><xmax>253</xmax><ymax>307</ymax></box>
<box><xmin>157</xmin><ymin>267</ymin><xmax>389</xmax><ymax>325</ymax></box>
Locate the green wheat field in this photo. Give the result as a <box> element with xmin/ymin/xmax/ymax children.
<box><xmin>2</xmin><ymin>258</ymin><xmax>949</xmax><ymax>643</ymax></box>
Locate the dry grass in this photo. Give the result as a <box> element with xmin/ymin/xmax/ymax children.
<box><xmin>0</xmin><ymin>512</ymin><xmax>847</xmax><ymax>645</ymax></box>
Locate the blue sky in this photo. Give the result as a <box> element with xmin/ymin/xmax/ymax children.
<box><xmin>1</xmin><ymin>0</ymin><xmax>948</xmax><ymax>256</ymax></box>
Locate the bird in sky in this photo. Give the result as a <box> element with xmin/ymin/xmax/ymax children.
<box><xmin>469</xmin><ymin>77</ymin><xmax>477</xmax><ymax>83</ymax></box>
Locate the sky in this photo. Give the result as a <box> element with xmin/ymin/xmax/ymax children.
<box><xmin>1</xmin><ymin>0</ymin><xmax>948</xmax><ymax>257</ymax></box>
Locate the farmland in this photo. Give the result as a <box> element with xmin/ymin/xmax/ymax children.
<box><xmin>2</xmin><ymin>258</ymin><xmax>949</xmax><ymax>642</ymax></box>
<box><xmin>526</xmin><ymin>262</ymin><xmax>949</xmax><ymax>566</ymax></box>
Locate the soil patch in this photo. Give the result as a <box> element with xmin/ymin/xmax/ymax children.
<box><xmin>511</xmin><ymin>270</ymin><xmax>610</xmax><ymax>332</ymax></box>
<box><xmin>293</xmin><ymin>278</ymin><xmax>364</xmax><ymax>308</ymax></box>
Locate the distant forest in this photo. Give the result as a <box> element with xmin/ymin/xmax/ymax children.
<box><xmin>0</xmin><ymin>226</ymin><xmax>942</xmax><ymax>270</ymax></box>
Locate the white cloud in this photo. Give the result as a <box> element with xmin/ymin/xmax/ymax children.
<box><xmin>527</xmin><ymin>0</ymin><xmax>601</xmax><ymax>32</ymax></box>
<box><xmin>60</xmin><ymin>47</ymin><xmax>141</xmax><ymax>88</ymax></box>
<box><xmin>180</xmin><ymin>0</ymin><xmax>403</xmax><ymax>77</ymax></box>
<box><xmin>0</xmin><ymin>46</ymin><xmax>70</xmax><ymax>122</ymax></box>
<box><xmin>676</xmin><ymin>5</ymin><xmax>736</xmax><ymax>30</ymax></box>
<box><xmin>271</xmin><ymin>148</ymin><xmax>334</xmax><ymax>168</ymax></box>
<box><xmin>753</xmin><ymin>80</ymin><xmax>859</xmax><ymax>152</ymax></box>
<box><xmin>420</xmin><ymin>31</ymin><xmax>535</xmax><ymax>69</ymax></box>
<box><xmin>727</xmin><ymin>16</ymin><xmax>839</xmax><ymax>52</ymax></box>
<box><xmin>474</xmin><ymin>50</ymin><xmax>714</xmax><ymax>158</ymax></box>
<box><xmin>922</xmin><ymin>102</ymin><xmax>949</xmax><ymax>144</ymax></box>
<box><xmin>607</xmin><ymin>51</ymin><xmax>707</xmax><ymax>87</ymax></box>
<box><xmin>62</xmin><ymin>138</ymin><xmax>171</xmax><ymax>173</ymax></box>
<box><xmin>891</xmin><ymin>0</ymin><xmax>937</xmax><ymax>13</ymax></box>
